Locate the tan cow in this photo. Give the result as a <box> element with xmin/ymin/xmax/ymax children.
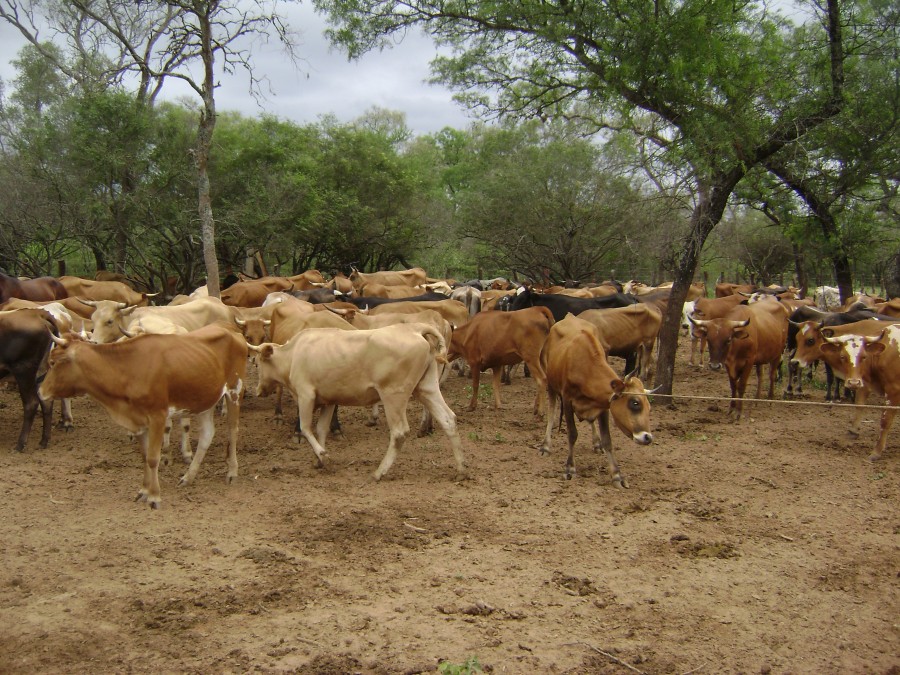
<box><xmin>39</xmin><ymin>323</ymin><xmax>248</xmax><ymax>508</ymax></box>
<box><xmin>349</xmin><ymin>267</ymin><xmax>428</xmax><ymax>292</ymax></box>
<box><xmin>539</xmin><ymin>314</ymin><xmax>654</xmax><ymax>487</ymax></box>
<box><xmin>368</xmin><ymin>299</ymin><xmax>469</xmax><ymax>328</ymax></box>
<box><xmin>59</xmin><ymin>276</ymin><xmax>153</xmax><ymax>307</ymax></box>
<box><xmin>357</xmin><ymin>283</ymin><xmax>427</xmax><ymax>299</ymax></box>
<box><xmin>220</xmin><ymin>277</ymin><xmax>294</xmax><ymax>307</ymax></box>
<box><xmin>84</xmin><ymin>296</ymin><xmax>235</xmax><ymax>344</ymax></box>
<box><xmin>447</xmin><ymin>306</ymin><xmax>554</xmax><ymax>415</ymax></box>
<box><xmin>577</xmin><ymin>304</ymin><xmax>662</xmax><ymax>379</ymax></box>
<box><xmin>250</xmin><ymin>324</ymin><xmax>466</xmax><ymax>481</ymax></box>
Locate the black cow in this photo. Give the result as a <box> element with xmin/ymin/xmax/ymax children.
<box><xmin>508</xmin><ymin>287</ymin><xmax>638</xmax><ymax>322</ymax></box>
<box><xmin>0</xmin><ymin>309</ymin><xmax>57</xmax><ymax>451</ymax></box>
<box><xmin>290</xmin><ymin>288</ymin><xmax>348</xmax><ymax>304</ymax></box>
<box><xmin>348</xmin><ymin>292</ymin><xmax>448</xmax><ymax>309</ymax></box>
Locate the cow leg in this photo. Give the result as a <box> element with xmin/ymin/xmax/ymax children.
<box><xmin>624</xmin><ymin>351</ymin><xmax>637</xmax><ymax>378</ymax></box>
<box><xmin>733</xmin><ymin>366</ymin><xmax>753</xmax><ymax>421</ymax></box>
<box><xmin>824</xmin><ymin>364</ymin><xmax>836</xmax><ymax>401</ymax></box>
<box><xmin>491</xmin><ymin>367</ymin><xmax>504</xmax><ymax>409</ymax></box>
<box><xmin>297</xmin><ymin>399</ymin><xmax>326</xmax><ymax>467</ymax></box>
<box><xmin>847</xmin><ymin>387</ymin><xmax>868</xmax><ymax>438</ymax></box>
<box><xmin>366</xmin><ymin>403</ymin><xmax>381</xmax><ymax>427</ymax></box>
<box><xmin>767</xmin><ymin>361</ymin><xmax>778</xmax><ymax>400</ymax></box>
<box><xmin>330</xmin><ymin>405</ymin><xmax>343</xmax><ymax>438</ymax></box>
<box><xmin>274</xmin><ymin>383</ymin><xmax>285</xmax><ymax>423</ymax></box>
<box><xmin>179</xmin><ymin>417</ymin><xmax>193</xmax><ymax>464</ymax></box>
<box><xmin>37</xmin><ymin>390</ymin><xmax>53</xmax><ymax>449</ymax></box>
<box><xmin>700</xmin><ymin>334</ymin><xmax>707</xmax><ymax>367</ymax></box>
<box><xmin>161</xmin><ymin>415</ymin><xmax>174</xmax><ymax>466</ymax></box>
<box><xmin>179</xmin><ymin>408</ymin><xmax>215</xmax><ymax>487</ymax></box>
<box><xmin>754</xmin><ymin>363</ymin><xmax>764</xmax><ymax>401</ymax></box>
<box><xmin>373</xmin><ymin>396</ymin><xmax>410</xmax><ymax>481</ymax></box>
<box><xmin>563</xmin><ymin>401</ymin><xmax>578</xmax><ymax>480</ymax></box>
<box><xmin>466</xmin><ymin>367</ymin><xmax>481</xmax><ymax>412</ymax></box>
<box><xmin>870</xmin><ymin>407</ymin><xmax>896</xmax><ymax>461</ymax></box>
<box><xmin>595</xmin><ymin>411</ymin><xmax>627</xmax><ymax>488</ymax></box>
<box><xmin>58</xmin><ymin>397</ymin><xmax>74</xmax><ymax>431</ymax></box>
<box><xmin>12</xmin><ymin>370</ymin><xmax>40</xmax><ymax>452</ymax></box>
<box><xmin>415</xmin><ymin>373</ymin><xmax>466</xmax><ymax>479</ymax></box>
<box><xmin>138</xmin><ymin>416</ymin><xmax>166</xmax><ymax>509</ymax></box>
<box><xmin>539</xmin><ymin>390</ymin><xmax>560</xmax><ymax>456</ymax></box>
<box><xmin>526</xmin><ymin>359</ymin><xmax>547</xmax><ymax>417</ymax></box>
<box><xmin>315</xmin><ymin>405</ymin><xmax>337</xmax><ymax>448</ymax></box>
<box><xmin>501</xmin><ymin>364</ymin><xmax>512</xmax><ymax>385</ymax></box>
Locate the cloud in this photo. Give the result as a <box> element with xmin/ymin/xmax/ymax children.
<box><xmin>0</xmin><ymin>3</ymin><xmax>476</xmax><ymax>135</ymax></box>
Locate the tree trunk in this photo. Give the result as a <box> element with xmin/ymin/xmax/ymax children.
<box><xmin>197</xmin><ymin>6</ymin><xmax>220</xmax><ymax>298</ymax></box>
<box><xmin>885</xmin><ymin>251</ymin><xmax>900</xmax><ymax>299</ymax></box>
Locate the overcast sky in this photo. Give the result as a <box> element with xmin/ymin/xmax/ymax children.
<box><xmin>0</xmin><ymin>4</ymin><xmax>476</xmax><ymax>136</ymax></box>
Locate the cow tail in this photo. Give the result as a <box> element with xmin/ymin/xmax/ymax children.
<box><xmin>420</xmin><ymin>325</ymin><xmax>448</xmax><ymax>364</ymax></box>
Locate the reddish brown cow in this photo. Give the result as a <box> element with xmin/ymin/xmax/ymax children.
<box><xmin>876</xmin><ymin>298</ymin><xmax>900</xmax><ymax>318</ymax></box>
<box><xmin>539</xmin><ymin>314</ymin><xmax>654</xmax><ymax>487</ymax></box>
<box><xmin>689</xmin><ymin>301</ymin><xmax>788</xmax><ymax>420</ymax></box>
<box><xmin>39</xmin><ymin>323</ymin><xmax>248</xmax><ymax>509</ymax></box>
<box><xmin>0</xmin><ymin>272</ymin><xmax>67</xmax><ymax>304</ymax></box>
<box><xmin>821</xmin><ymin>324</ymin><xmax>900</xmax><ymax>461</ymax></box>
<box><xmin>447</xmin><ymin>306</ymin><xmax>554</xmax><ymax>415</ymax></box>
<box><xmin>221</xmin><ymin>277</ymin><xmax>294</xmax><ymax>307</ymax></box>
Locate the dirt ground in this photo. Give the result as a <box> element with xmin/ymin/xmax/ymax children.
<box><xmin>0</xmin><ymin>336</ymin><xmax>897</xmax><ymax>675</ymax></box>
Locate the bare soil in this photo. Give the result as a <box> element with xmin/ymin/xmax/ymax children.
<box><xmin>0</xmin><ymin>338</ymin><xmax>897</xmax><ymax>674</ymax></box>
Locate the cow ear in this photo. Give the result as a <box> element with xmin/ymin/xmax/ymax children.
<box><xmin>821</xmin><ymin>328</ymin><xmax>834</xmax><ymax>338</ymax></box>
<box><xmin>609</xmin><ymin>379</ymin><xmax>625</xmax><ymax>400</ymax></box>
<box><xmin>733</xmin><ymin>328</ymin><xmax>750</xmax><ymax>340</ymax></box>
<box><xmin>820</xmin><ymin>342</ymin><xmax>841</xmax><ymax>355</ymax></box>
<box><xmin>865</xmin><ymin>341</ymin><xmax>886</xmax><ymax>356</ymax></box>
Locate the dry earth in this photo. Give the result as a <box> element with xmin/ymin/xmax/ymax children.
<box><xmin>0</xmin><ymin>337</ymin><xmax>898</xmax><ymax>674</ymax></box>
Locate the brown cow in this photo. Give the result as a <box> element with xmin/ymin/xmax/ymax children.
<box><xmin>39</xmin><ymin>323</ymin><xmax>248</xmax><ymax>508</ymax></box>
<box><xmin>220</xmin><ymin>277</ymin><xmax>294</xmax><ymax>307</ymax></box>
<box><xmin>826</xmin><ymin>324</ymin><xmax>900</xmax><ymax>460</ymax></box>
<box><xmin>447</xmin><ymin>306</ymin><xmax>554</xmax><ymax>415</ymax></box>
<box><xmin>539</xmin><ymin>314</ymin><xmax>654</xmax><ymax>487</ymax></box>
<box><xmin>0</xmin><ymin>272</ymin><xmax>67</xmax><ymax>304</ymax></box>
<box><xmin>876</xmin><ymin>298</ymin><xmax>900</xmax><ymax>318</ymax></box>
<box><xmin>369</xmin><ymin>299</ymin><xmax>469</xmax><ymax>329</ymax></box>
<box><xmin>688</xmin><ymin>301</ymin><xmax>788</xmax><ymax>420</ymax></box>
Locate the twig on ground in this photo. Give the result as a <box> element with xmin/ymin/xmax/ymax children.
<box><xmin>750</xmin><ymin>475</ymin><xmax>777</xmax><ymax>489</ymax></box>
<box><xmin>403</xmin><ymin>521</ymin><xmax>427</xmax><ymax>533</ymax></box>
<box><xmin>568</xmin><ymin>642</ymin><xmax>646</xmax><ymax>674</ymax></box>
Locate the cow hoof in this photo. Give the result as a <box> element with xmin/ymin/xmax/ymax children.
<box><xmin>465</xmin><ymin>405</ymin><xmax>476</xmax><ymax>413</ymax></box>
<box><xmin>149</xmin><ymin>500</ymin><xmax>161</xmax><ymax>510</ymax></box>
<box><xmin>364</xmin><ymin>419</ymin><xmax>377</xmax><ymax>427</ymax></box>
<box><xmin>613</xmin><ymin>478</ymin><xmax>629</xmax><ymax>489</ymax></box>
<box><xmin>538</xmin><ymin>446</ymin><xmax>550</xmax><ymax>456</ymax></box>
<box><xmin>178</xmin><ymin>476</ymin><xmax>191</xmax><ymax>487</ymax></box>
<box><xmin>847</xmin><ymin>430</ymin><xmax>859</xmax><ymax>439</ymax></box>
<box><xmin>226</xmin><ymin>474</ymin><xmax>237</xmax><ymax>484</ymax></box>
<box><xmin>135</xmin><ymin>491</ymin><xmax>148</xmax><ymax>503</ymax></box>
<box><xmin>454</xmin><ymin>471</ymin><xmax>468</xmax><ymax>482</ymax></box>
<box><xmin>868</xmin><ymin>453</ymin><xmax>882</xmax><ymax>462</ymax></box>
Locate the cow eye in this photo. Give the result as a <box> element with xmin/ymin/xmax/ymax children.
<box><xmin>629</xmin><ymin>398</ymin><xmax>641</xmax><ymax>410</ymax></box>
<box><xmin>805</xmin><ymin>338</ymin><xmax>815</xmax><ymax>346</ymax></box>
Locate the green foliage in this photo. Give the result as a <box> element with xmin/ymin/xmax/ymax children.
<box><xmin>438</xmin><ymin>656</ymin><xmax>483</xmax><ymax>674</ymax></box>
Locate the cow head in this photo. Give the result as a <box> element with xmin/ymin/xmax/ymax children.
<box><xmin>247</xmin><ymin>343</ymin><xmax>280</xmax><ymax>396</ymax></box>
<box><xmin>79</xmin><ymin>299</ymin><xmax>139</xmax><ymax>343</ymax></box>
<box><xmin>820</xmin><ymin>331</ymin><xmax>884</xmax><ymax>390</ymax></box>
<box><xmin>234</xmin><ymin>316</ymin><xmax>271</xmax><ymax>347</ymax></box>
<box><xmin>608</xmin><ymin>376</ymin><xmax>653</xmax><ymax>445</ymax></box>
<box><xmin>688</xmin><ymin>314</ymin><xmax>751</xmax><ymax>370</ymax></box>
<box><xmin>790</xmin><ymin>321</ymin><xmax>825</xmax><ymax>367</ymax></box>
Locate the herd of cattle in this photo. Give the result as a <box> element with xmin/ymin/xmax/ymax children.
<box><xmin>1</xmin><ymin>268</ymin><xmax>899</xmax><ymax>509</ymax></box>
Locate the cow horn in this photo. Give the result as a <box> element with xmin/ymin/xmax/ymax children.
<box><xmin>77</xmin><ymin>297</ymin><xmax>98</xmax><ymax>307</ymax></box>
<box><xmin>119</xmin><ymin>325</ymin><xmax>135</xmax><ymax>338</ymax></box>
<box><xmin>49</xmin><ymin>332</ymin><xmax>69</xmax><ymax>346</ymax></box>
<box><xmin>247</xmin><ymin>343</ymin><xmax>262</xmax><ymax>353</ymax></box>
<box><xmin>728</xmin><ymin>318</ymin><xmax>750</xmax><ymax>328</ymax></box>
<box><xmin>262</xmin><ymin>319</ymin><xmax>271</xmax><ymax>326</ymax></box>
<box><xmin>144</xmin><ymin>292</ymin><xmax>159</xmax><ymax>298</ymax></box>
<box><xmin>324</xmin><ymin>305</ymin><xmax>348</xmax><ymax>316</ymax></box>
<box><xmin>864</xmin><ymin>329</ymin><xmax>887</xmax><ymax>345</ymax></box>
<box><xmin>644</xmin><ymin>384</ymin><xmax>663</xmax><ymax>395</ymax></box>
<box><xmin>687</xmin><ymin>313</ymin><xmax>711</xmax><ymax>327</ymax></box>
<box><xmin>234</xmin><ymin>317</ymin><xmax>246</xmax><ymax>327</ymax></box>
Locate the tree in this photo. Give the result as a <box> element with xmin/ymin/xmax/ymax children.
<box><xmin>1</xmin><ymin>0</ymin><xmax>300</xmax><ymax>295</ymax></box>
<box><xmin>315</xmin><ymin>0</ymin><xmax>848</xmax><ymax>393</ymax></box>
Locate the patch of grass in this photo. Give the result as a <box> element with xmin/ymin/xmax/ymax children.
<box><xmin>438</xmin><ymin>656</ymin><xmax>483</xmax><ymax>675</ymax></box>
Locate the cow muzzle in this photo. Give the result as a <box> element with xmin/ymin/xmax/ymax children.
<box><xmin>845</xmin><ymin>378</ymin><xmax>864</xmax><ymax>390</ymax></box>
<box><xmin>707</xmin><ymin>361</ymin><xmax>722</xmax><ymax>371</ymax></box>
<box><xmin>633</xmin><ymin>431</ymin><xmax>653</xmax><ymax>445</ymax></box>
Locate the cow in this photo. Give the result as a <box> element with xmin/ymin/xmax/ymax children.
<box><xmin>0</xmin><ymin>272</ymin><xmax>67</xmax><ymax>304</ymax></box>
<box><xmin>347</xmin><ymin>291</ymin><xmax>448</xmax><ymax>310</ymax></box>
<box><xmin>58</xmin><ymin>276</ymin><xmax>153</xmax><ymax>306</ymax></box>
<box><xmin>689</xmin><ymin>294</ymin><xmax>749</xmax><ymax>366</ymax></box>
<box><xmin>84</xmin><ymin>296</ymin><xmax>235</xmax><ymax>344</ymax></box>
<box><xmin>577</xmin><ymin>304</ymin><xmax>662</xmax><ymax>378</ymax></box>
<box><xmin>0</xmin><ymin>309</ymin><xmax>58</xmax><ymax>451</ymax></box>
<box><xmin>220</xmin><ymin>277</ymin><xmax>294</xmax><ymax>307</ymax></box>
<box><xmin>825</xmin><ymin>325</ymin><xmax>900</xmax><ymax>461</ymax></box>
<box><xmin>715</xmin><ymin>282</ymin><xmax>756</xmax><ymax>298</ymax></box>
<box><xmin>785</xmin><ymin>305</ymin><xmax>888</xmax><ymax>400</ymax></box>
<box><xmin>449</xmin><ymin>286</ymin><xmax>482</xmax><ymax>318</ymax></box>
<box><xmin>38</xmin><ymin>323</ymin><xmax>248</xmax><ymax>509</ymax></box>
<box><xmin>876</xmin><ymin>298</ymin><xmax>900</xmax><ymax>318</ymax></box>
<box><xmin>792</xmin><ymin>318</ymin><xmax>899</xmax><ymax>439</ymax></box>
<box><xmin>369</xmin><ymin>299</ymin><xmax>470</xmax><ymax>329</ymax></box>
<box><xmin>447</xmin><ymin>306</ymin><xmax>554</xmax><ymax>415</ymax></box>
<box><xmin>349</xmin><ymin>267</ymin><xmax>428</xmax><ymax>292</ymax></box>
<box><xmin>508</xmin><ymin>286</ymin><xmax>638</xmax><ymax>322</ymax></box>
<box><xmin>356</xmin><ymin>283</ymin><xmax>429</xmax><ymax>299</ymax></box>
<box><xmin>284</xmin><ymin>270</ymin><xmax>327</xmax><ymax>289</ymax></box>
<box><xmin>688</xmin><ymin>301</ymin><xmax>788</xmax><ymax>420</ymax></box>
<box><xmin>539</xmin><ymin>314</ymin><xmax>654</xmax><ymax>487</ymax></box>
<box><xmin>249</xmin><ymin>323</ymin><xmax>466</xmax><ymax>481</ymax></box>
